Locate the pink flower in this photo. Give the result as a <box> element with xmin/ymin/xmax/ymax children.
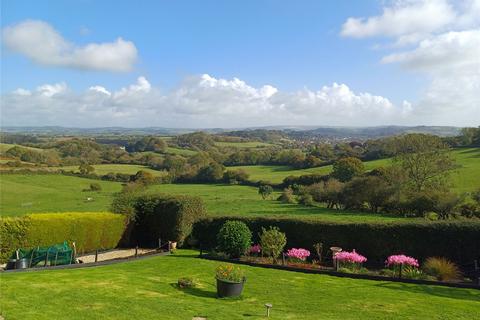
<box><xmin>385</xmin><ymin>255</ymin><xmax>419</xmax><ymax>268</ymax></box>
<box><xmin>334</xmin><ymin>249</ymin><xmax>367</xmax><ymax>264</ymax></box>
<box><xmin>249</xmin><ymin>244</ymin><xmax>261</xmax><ymax>254</ymax></box>
<box><xmin>286</xmin><ymin>248</ymin><xmax>311</xmax><ymax>261</ymax></box>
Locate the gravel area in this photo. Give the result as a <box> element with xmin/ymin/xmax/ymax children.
<box><xmin>77</xmin><ymin>248</ymin><xmax>157</xmax><ymax>263</ymax></box>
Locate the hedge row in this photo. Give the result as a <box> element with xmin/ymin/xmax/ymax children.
<box><xmin>0</xmin><ymin>212</ymin><xmax>126</xmax><ymax>263</ymax></box>
<box><xmin>126</xmin><ymin>194</ymin><xmax>206</xmax><ymax>247</ymax></box>
<box><xmin>192</xmin><ymin>217</ymin><xmax>480</xmax><ymax>266</ymax></box>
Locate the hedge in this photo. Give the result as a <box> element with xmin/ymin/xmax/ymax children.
<box><xmin>0</xmin><ymin>212</ymin><xmax>126</xmax><ymax>263</ymax></box>
<box><xmin>127</xmin><ymin>194</ymin><xmax>206</xmax><ymax>247</ymax></box>
<box><xmin>192</xmin><ymin>216</ymin><xmax>480</xmax><ymax>266</ymax></box>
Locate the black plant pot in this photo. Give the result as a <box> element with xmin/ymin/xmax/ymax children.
<box><xmin>216</xmin><ymin>278</ymin><xmax>245</xmax><ymax>298</ymax></box>
<box><xmin>6</xmin><ymin>259</ymin><xmax>17</xmax><ymax>270</ymax></box>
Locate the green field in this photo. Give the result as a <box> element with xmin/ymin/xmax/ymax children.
<box><xmin>0</xmin><ymin>174</ymin><xmax>122</xmax><ymax>216</ymax></box>
<box><xmin>229</xmin><ymin>148</ymin><xmax>480</xmax><ymax>192</ymax></box>
<box><xmin>62</xmin><ymin>164</ymin><xmax>166</xmax><ymax>176</ymax></box>
<box><xmin>0</xmin><ymin>174</ymin><xmax>402</xmax><ymax>222</ymax></box>
<box><xmin>1</xmin><ymin>250</ymin><xmax>478</xmax><ymax>320</ymax></box>
<box><xmin>0</xmin><ymin>143</ymin><xmax>45</xmax><ymax>154</ymax></box>
<box><xmin>215</xmin><ymin>141</ymin><xmax>275</xmax><ymax>148</ymax></box>
<box><xmin>148</xmin><ymin>183</ymin><xmax>402</xmax><ymax>222</ymax></box>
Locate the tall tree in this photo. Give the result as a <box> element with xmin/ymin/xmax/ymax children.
<box><xmin>392</xmin><ymin>134</ymin><xmax>455</xmax><ymax>192</ymax></box>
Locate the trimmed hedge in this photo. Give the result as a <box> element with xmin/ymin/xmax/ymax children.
<box><xmin>0</xmin><ymin>212</ymin><xmax>126</xmax><ymax>263</ymax></box>
<box><xmin>193</xmin><ymin>217</ymin><xmax>480</xmax><ymax>266</ymax></box>
<box><xmin>128</xmin><ymin>194</ymin><xmax>206</xmax><ymax>247</ymax></box>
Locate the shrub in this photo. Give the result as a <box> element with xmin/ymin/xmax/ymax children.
<box><xmin>335</xmin><ymin>250</ymin><xmax>367</xmax><ymax>270</ymax></box>
<box><xmin>217</xmin><ymin>221</ymin><xmax>252</xmax><ymax>258</ymax></box>
<box><xmin>192</xmin><ymin>217</ymin><xmax>480</xmax><ymax>266</ymax></box>
<box><xmin>128</xmin><ymin>194</ymin><xmax>206</xmax><ymax>247</ymax></box>
<box><xmin>331</xmin><ymin>157</ymin><xmax>364</xmax><ymax>182</ymax></box>
<box><xmin>258</xmin><ymin>185</ymin><xmax>273</xmax><ymax>200</ymax></box>
<box><xmin>89</xmin><ymin>183</ymin><xmax>102</xmax><ymax>191</ymax></box>
<box><xmin>423</xmin><ymin>257</ymin><xmax>461</xmax><ymax>282</ymax></box>
<box><xmin>278</xmin><ymin>187</ymin><xmax>295</xmax><ymax>204</ymax></box>
<box><xmin>259</xmin><ymin>226</ymin><xmax>287</xmax><ymax>263</ymax></box>
<box><xmin>216</xmin><ymin>263</ymin><xmax>245</xmax><ymax>282</ymax></box>
<box><xmin>286</xmin><ymin>248</ymin><xmax>310</xmax><ymax>261</ymax></box>
<box><xmin>297</xmin><ymin>193</ymin><xmax>315</xmax><ymax>206</ymax></box>
<box><xmin>0</xmin><ymin>212</ymin><xmax>125</xmax><ymax>263</ymax></box>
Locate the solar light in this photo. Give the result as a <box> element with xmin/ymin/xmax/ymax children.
<box><xmin>265</xmin><ymin>303</ymin><xmax>273</xmax><ymax>317</ymax></box>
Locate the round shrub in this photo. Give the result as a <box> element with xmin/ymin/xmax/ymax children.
<box><xmin>217</xmin><ymin>220</ymin><xmax>252</xmax><ymax>258</ymax></box>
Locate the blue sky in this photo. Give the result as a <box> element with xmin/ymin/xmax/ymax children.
<box><xmin>1</xmin><ymin>0</ymin><xmax>479</xmax><ymax>128</ymax></box>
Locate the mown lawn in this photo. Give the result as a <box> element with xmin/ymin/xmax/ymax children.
<box><xmin>1</xmin><ymin>250</ymin><xmax>478</xmax><ymax>320</ymax></box>
<box><xmin>61</xmin><ymin>164</ymin><xmax>167</xmax><ymax>176</ymax></box>
<box><xmin>0</xmin><ymin>174</ymin><xmax>122</xmax><ymax>216</ymax></box>
<box><xmin>229</xmin><ymin>148</ymin><xmax>480</xmax><ymax>192</ymax></box>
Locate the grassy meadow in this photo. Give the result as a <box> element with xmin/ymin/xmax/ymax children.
<box><xmin>62</xmin><ymin>164</ymin><xmax>166</xmax><ymax>176</ymax></box>
<box><xmin>0</xmin><ymin>174</ymin><xmax>122</xmax><ymax>216</ymax></box>
<box><xmin>229</xmin><ymin>148</ymin><xmax>480</xmax><ymax>192</ymax></box>
<box><xmin>1</xmin><ymin>250</ymin><xmax>478</xmax><ymax>320</ymax></box>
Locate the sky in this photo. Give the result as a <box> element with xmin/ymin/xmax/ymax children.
<box><xmin>1</xmin><ymin>0</ymin><xmax>479</xmax><ymax>128</ymax></box>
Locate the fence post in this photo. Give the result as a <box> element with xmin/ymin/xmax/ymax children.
<box><xmin>44</xmin><ymin>250</ymin><xmax>49</xmax><ymax>267</ymax></box>
<box><xmin>135</xmin><ymin>246</ymin><xmax>138</xmax><ymax>258</ymax></box>
<box><xmin>475</xmin><ymin>260</ymin><xmax>479</xmax><ymax>285</ymax></box>
<box><xmin>158</xmin><ymin>238</ymin><xmax>162</xmax><ymax>250</ymax></box>
<box><xmin>168</xmin><ymin>241</ymin><xmax>171</xmax><ymax>252</ymax></box>
<box><xmin>95</xmin><ymin>250</ymin><xmax>98</xmax><ymax>263</ymax></box>
<box><xmin>282</xmin><ymin>253</ymin><xmax>285</xmax><ymax>266</ymax></box>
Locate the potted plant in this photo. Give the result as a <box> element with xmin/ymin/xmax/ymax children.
<box><xmin>215</xmin><ymin>263</ymin><xmax>245</xmax><ymax>298</ymax></box>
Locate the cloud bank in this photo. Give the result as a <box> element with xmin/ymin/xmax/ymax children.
<box><xmin>2</xmin><ymin>74</ymin><xmax>452</xmax><ymax>128</ymax></box>
<box><xmin>2</xmin><ymin>20</ymin><xmax>137</xmax><ymax>72</ymax></box>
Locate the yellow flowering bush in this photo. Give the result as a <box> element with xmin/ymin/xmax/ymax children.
<box><xmin>215</xmin><ymin>263</ymin><xmax>245</xmax><ymax>283</ymax></box>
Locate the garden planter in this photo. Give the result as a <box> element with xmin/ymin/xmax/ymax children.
<box><xmin>169</xmin><ymin>242</ymin><xmax>177</xmax><ymax>250</ymax></box>
<box><xmin>6</xmin><ymin>258</ymin><xmax>29</xmax><ymax>270</ymax></box>
<box><xmin>216</xmin><ymin>277</ymin><xmax>245</xmax><ymax>298</ymax></box>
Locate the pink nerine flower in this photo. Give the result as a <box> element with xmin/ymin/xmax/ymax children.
<box><xmin>385</xmin><ymin>255</ymin><xmax>419</xmax><ymax>268</ymax></box>
<box><xmin>286</xmin><ymin>248</ymin><xmax>311</xmax><ymax>261</ymax></box>
<box><xmin>249</xmin><ymin>244</ymin><xmax>261</xmax><ymax>254</ymax></box>
<box><xmin>335</xmin><ymin>249</ymin><xmax>367</xmax><ymax>264</ymax></box>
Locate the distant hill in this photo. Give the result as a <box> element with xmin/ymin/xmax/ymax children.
<box><xmin>1</xmin><ymin>125</ymin><xmax>461</xmax><ymax>141</ymax></box>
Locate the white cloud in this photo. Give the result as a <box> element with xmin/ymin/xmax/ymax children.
<box><xmin>2</xmin><ymin>20</ymin><xmax>137</xmax><ymax>72</ymax></box>
<box><xmin>3</xmin><ymin>74</ymin><xmax>434</xmax><ymax>128</ymax></box>
<box><xmin>341</xmin><ymin>0</ymin><xmax>455</xmax><ymax>39</ymax></box>
<box><xmin>36</xmin><ymin>83</ymin><xmax>67</xmax><ymax>97</ymax></box>
<box><xmin>89</xmin><ymin>86</ymin><xmax>111</xmax><ymax>96</ymax></box>
<box><xmin>12</xmin><ymin>88</ymin><xmax>31</xmax><ymax>96</ymax></box>
<box><xmin>340</xmin><ymin>0</ymin><xmax>480</xmax><ymax>127</ymax></box>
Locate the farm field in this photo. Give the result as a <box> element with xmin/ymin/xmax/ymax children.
<box><xmin>229</xmin><ymin>148</ymin><xmax>480</xmax><ymax>192</ymax></box>
<box><xmin>61</xmin><ymin>164</ymin><xmax>166</xmax><ymax>176</ymax></box>
<box><xmin>148</xmin><ymin>183</ymin><xmax>402</xmax><ymax>222</ymax></box>
<box><xmin>215</xmin><ymin>141</ymin><xmax>275</xmax><ymax>148</ymax></box>
<box><xmin>0</xmin><ymin>174</ymin><xmax>402</xmax><ymax>222</ymax></box>
<box><xmin>0</xmin><ymin>174</ymin><xmax>122</xmax><ymax>216</ymax></box>
<box><xmin>1</xmin><ymin>250</ymin><xmax>478</xmax><ymax>320</ymax></box>
<box><xmin>0</xmin><ymin>143</ymin><xmax>44</xmax><ymax>154</ymax></box>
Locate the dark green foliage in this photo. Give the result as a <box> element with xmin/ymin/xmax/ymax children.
<box><xmin>223</xmin><ymin>169</ymin><xmax>250</xmax><ymax>184</ymax></box>
<box><xmin>192</xmin><ymin>217</ymin><xmax>480</xmax><ymax>266</ymax></box>
<box><xmin>283</xmin><ymin>174</ymin><xmax>329</xmax><ymax>187</ymax></box>
<box><xmin>0</xmin><ymin>212</ymin><xmax>126</xmax><ymax>263</ymax></box>
<box><xmin>331</xmin><ymin>157</ymin><xmax>364</xmax><ymax>182</ymax></box>
<box><xmin>89</xmin><ymin>183</ymin><xmax>102</xmax><ymax>191</ymax></box>
<box><xmin>127</xmin><ymin>194</ymin><xmax>206</xmax><ymax>247</ymax></box>
<box><xmin>278</xmin><ymin>187</ymin><xmax>295</xmax><ymax>204</ymax></box>
<box><xmin>217</xmin><ymin>220</ymin><xmax>252</xmax><ymax>258</ymax></box>
<box><xmin>258</xmin><ymin>185</ymin><xmax>273</xmax><ymax>199</ymax></box>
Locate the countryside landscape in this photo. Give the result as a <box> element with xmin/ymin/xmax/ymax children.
<box><xmin>1</xmin><ymin>1</ymin><xmax>479</xmax><ymax>319</ymax></box>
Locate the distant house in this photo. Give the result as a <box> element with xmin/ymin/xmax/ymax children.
<box><xmin>119</xmin><ymin>146</ymin><xmax>126</xmax><ymax>151</ymax></box>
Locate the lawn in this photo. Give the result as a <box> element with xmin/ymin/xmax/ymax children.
<box><xmin>0</xmin><ymin>174</ymin><xmax>122</xmax><ymax>216</ymax></box>
<box><xmin>61</xmin><ymin>164</ymin><xmax>167</xmax><ymax>176</ymax></box>
<box><xmin>1</xmin><ymin>250</ymin><xmax>478</xmax><ymax>320</ymax></box>
<box><xmin>229</xmin><ymin>148</ymin><xmax>480</xmax><ymax>192</ymax></box>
